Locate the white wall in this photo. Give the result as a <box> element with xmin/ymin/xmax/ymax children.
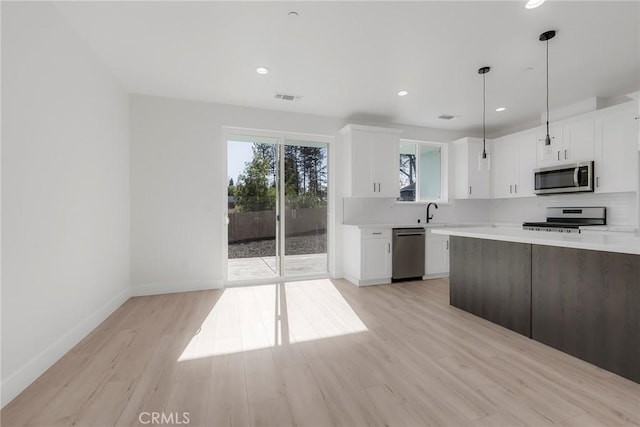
<box><xmin>130</xmin><ymin>94</ymin><xmax>472</xmax><ymax>292</ymax></box>
<box><xmin>130</xmin><ymin>95</ymin><xmax>342</xmax><ymax>293</ymax></box>
<box><xmin>1</xmin><ymin>2</ymin><xmax>130</xmax><ymax>406</ymax></box>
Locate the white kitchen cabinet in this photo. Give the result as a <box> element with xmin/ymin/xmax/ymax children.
<box><xmin>594</xmin><ymin>101</ymin><xmax>640</xmax><ymax>193</ymax></box>
<box><xmin>425</xmin><ymin>228</ymin><xmax>449</xmax><ymax>278</ymax></box>
<box><xmin>453</xmin><ymin>137</ymin><xmax>491</xmax><ymax>199</ymax></box>
<box><xmin>343</xmin><ymin>226</ymin><xmax>392</xmax><ymax>286</ymax></box>
<box><xmin>516</xmin><ymin>131</ymin><xmax>538</xmax><ymax>197</ymax></box>
<box><xmin>491</xmin><ymin>135</ymin><xmax>513</xmax><ymax>199</ymax></box>
<box><xmin>536</xmin><ymin>114</ymin><xmax>594</xmax><ymax>167</ymax></box>
<box><xmin>491</xmin><ymin>130</ymin><xmax>537</xmax><ymax>198</ymax></box>
<box><xmin>562</xmin><ymin>113</ymin><xmax>595</xmax><ymax>162</ymax></box>
<box><xmin>341</xmin><ymin>124</ymin><xmax>402</xmax><ymax>198</ymax></box>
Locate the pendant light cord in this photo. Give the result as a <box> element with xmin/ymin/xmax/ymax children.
<box><xmin>546</xmin><ymin>38</ymin><xmax>550</xmax><ymax>140</ymax></box>
<box><xmin>483</xmin><ymin>72</ymin><xmax>487</xmax><ymax>156</ymax></box>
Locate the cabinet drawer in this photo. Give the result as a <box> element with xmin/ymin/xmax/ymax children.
<box><xmin>361</xmin><ymin>228</ymin><xmax>391</xmax><ymax>239</ymax></box>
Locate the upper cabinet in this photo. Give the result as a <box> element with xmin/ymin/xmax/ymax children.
<box><xmin>341</xmin><ymin>124</ymin><xmax>402</xmax><ymax>198</ymax></box>
<box><xmin>536</xmin><ymin>113</ymin><xmax>595</xmax><ymax>167</ymax></box>
<box><xmin>452</xmin><ymin>137</ymin><xmax>491</xmax><ymax>199</ymax></box>
<box><xmin>594</xmin><ymin>101</ymin><xmax>640</xmax><ymax>193</ymax></box>
<box><xmin>491</xmin><ymin>130</ymin><xmax>537</xmax><ymax>198</ymax></box>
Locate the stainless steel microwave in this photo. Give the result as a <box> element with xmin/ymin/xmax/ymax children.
<box><xmin>534</xmin><ymin>161</ymin><xmax>594</xmax><ymax>195</ymax></box>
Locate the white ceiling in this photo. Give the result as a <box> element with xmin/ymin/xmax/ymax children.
<box><xmin>54</xmin><ymin>1</ymin><xmax>640</xmax><ymax>136</ymax></box>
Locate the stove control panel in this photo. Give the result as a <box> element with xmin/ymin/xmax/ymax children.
<box><xmin>523</xmin><ymin>226</ymin><xmax>581</xmax><ymax>234</ymax></box>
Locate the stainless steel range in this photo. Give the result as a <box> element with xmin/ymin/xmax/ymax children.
<box><xmin>523</xmin><ymin>207</ymin><xmax>606</xmax><ymax>233</ymax></box>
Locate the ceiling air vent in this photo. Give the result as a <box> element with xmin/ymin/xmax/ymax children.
<box><xmin>438</xmin><ymin>114</ymin><xmax>456</xmax><ymax>120</ymax></box>
<box><xmin>275</xmin><ymin>93</ymin><xmax>298</xmax><ymax>101</ymax></box>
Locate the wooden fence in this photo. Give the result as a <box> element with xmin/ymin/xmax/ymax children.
<box><xmin>228</xmin><ymin>207</ymin><xmax>327</xmax><ymax>243</ymax></box>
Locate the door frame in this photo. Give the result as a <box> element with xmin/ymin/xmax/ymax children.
<box><xmin>221</xmin><ymin>126</ymin><xmax>334</xmax><ymax>287</ymax></box>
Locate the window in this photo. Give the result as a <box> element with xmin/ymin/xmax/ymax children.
<box><xmin>398</xmin><ymin>140</ymin><xmax>447</xmax><ymax>203</ymax></box>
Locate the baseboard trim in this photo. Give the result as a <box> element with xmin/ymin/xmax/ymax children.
<box><xmin>1</xmin><ymin>287</ymin><xmax>132</xmax><ymax>408</ymax></box>
<box><xmin>343</xmin><ymin>273</ymin><xmax>390</xmax><ymax>287</ymax></box>
<box><xmin>131</xmin><ymin>280</ymin><xmax>223</xmax><ymax>296</ymax></box>
<box><xmin>423</xmin><ymin>273</ymin><xmax>449</xmax><ymax>280</ymax></box>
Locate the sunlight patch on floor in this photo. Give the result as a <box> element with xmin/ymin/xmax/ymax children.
<box><xmin>178</xmin><ymin>279</ymin><xmax>367</xmax><ymax>361</ymax></box>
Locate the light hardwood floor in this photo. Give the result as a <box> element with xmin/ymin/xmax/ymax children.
<box><xmin>2</xmin><ymin>278</ymin><xmax>640</xmax><ymax>427</ymax></box>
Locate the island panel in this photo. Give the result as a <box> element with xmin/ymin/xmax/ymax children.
<box><xmin>532</xmin><ymin>245</ymin><xmax>640</xmax><ymax>383</ymax></box>
<box><xmin>450</xmin><ymin>236</ymin><xmax>532</xmax><ymax>337</ymax></box>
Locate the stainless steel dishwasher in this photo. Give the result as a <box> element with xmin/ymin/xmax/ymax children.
<box><xmin>392</xmin><ymin>228</ymin><xmax>425</xmax><ymax>280</ymax></box>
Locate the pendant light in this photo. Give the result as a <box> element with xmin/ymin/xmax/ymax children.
<box><xmin>478</xmin><ymin>66</ymin><xmax>491</xmax><ymax>171</ymax></box>
<box><xmin>539</xmin><ymin>30</ymin><xmax>556</xmax><ymax>146</ymax></box>
<box><xmin>525</xmin><ymin>0</ymin><xmax>546</xmax><ymax>9</ymax></box>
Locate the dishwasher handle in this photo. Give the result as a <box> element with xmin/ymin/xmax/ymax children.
<box><xmin>395</xmin><ymin>232</ymin><xmax>425</xmax><ymax>237</ymax></box>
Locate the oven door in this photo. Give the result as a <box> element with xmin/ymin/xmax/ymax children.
<box><xmin>534</xmin><ymin>161</ymin><xmax>594</xmax><ymax>195</ymax></box>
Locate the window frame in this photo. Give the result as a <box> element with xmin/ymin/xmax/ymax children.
<box><xmin>397</xmin><ymin>139</ymin><xmax>449</xmax><ymax>204</ymax></box>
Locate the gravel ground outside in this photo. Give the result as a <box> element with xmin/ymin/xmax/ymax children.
<box><xmin>228</xmin><ymin>233</ymin><xmax>327</xmax><ymax>259</ymax></box>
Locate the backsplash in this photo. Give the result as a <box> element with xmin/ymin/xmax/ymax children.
<box><xmin>489</xmin><ymin>192</ymin><xmax>638</xmax><ymax>227</ymax></box>
<box><xmin>343</xmin><ymin>198</ymin><xmax>491</xmax><ymax>225</ymax></box>
<box><xmin>343</xmin><ymin>192</ymin><xmax>637</xmax><ymax>227</ymax></box>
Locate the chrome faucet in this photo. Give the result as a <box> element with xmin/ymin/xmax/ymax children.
<box><xmin>426</xmin><ymin>202</ymin><xmax>438</xmax><ymax>223</ymax></box>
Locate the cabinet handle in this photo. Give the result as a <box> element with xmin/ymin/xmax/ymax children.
<box><xmin>557</xmin><ymin>151</ymin><xmax>560</xmax><ymax>161</ymax></box>
<box><xmin>515</xmin><ymin>184</ymin><xmax>518</xmax><ymax>193</ymax></box>
<box><xmin>372</xmin><ymin>232</ymin><xmax>382</xmax><ymax>235</ymax></box>
<box><xmin>510</xmin><ymin>185</ymin><xmax>513</xmax><ymax>194</ymax></box>
<box><xmin>564</xmin><ymin>149</ymin><xmax>568</xmax><ymax>160</ymax></box>
<box><xmin>387</xmin><ymin>243</ymin><xmax>391</xmax><ymax>253</ymax></box>
<box><xmin>373</xmin><ymin>183</ymin><xmax>376</xmax><ymax>192</ymax></box>
<box><xmin>469</xmin><ymin>186</ymin><xmax>472</xmax><ymax>195</ymax></box>
<box><xmin>596</xmin><ymin>177</ymin><xmax>600</xmax><ymax>188</ymax></box>
<box><xmin>446</xmin><ymin>240</ymin><xmax>449</xmax><ymax>250</ymax></box>
<box><xmin>378</xmin><ymin>183</ymin><xmax>381</xmax><ymax>192</ymax></box>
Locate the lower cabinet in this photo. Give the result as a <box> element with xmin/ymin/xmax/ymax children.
<box><xmin>343</xmin><ymin>226</ymin><xmax>391</xmax><ymax>286</ymax></box>
<box><xmin>449</xmin><ymin>236</ymin><xmax>532</xmax><ymax>337</ymax></box>
<box><xmin>425</xmin><ymin>228</ymin><xmax>449</xmax><ymax>277</ymax></box>
<box><xmin>532</xmin><ymin>245</ymin><xmax>640</xmax><ymax>383</ymax></box>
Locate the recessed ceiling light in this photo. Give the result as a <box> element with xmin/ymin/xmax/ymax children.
<box><xmin>496</xmin><ymin>107</ymin><xmax>506</xmax><ymax>112</ymax></box>
<box><xmin>525</xmin><ymin>0</ymin><xmax>546</xmax><ymax>9</ymax></box>
<box><xmin>397</xmin><ymin>90</ymin><xmax>409</xmax><ymax>96</ymax></box>
<box><xmin>256</xmin><ymin>67</ymin><xmax>269</xmax><ymax>75</ymax></box>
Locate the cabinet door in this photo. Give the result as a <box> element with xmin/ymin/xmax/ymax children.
<box><xmin>536</xmin><ymin>124</ymin><xmax>562</xmax><ymax>166</ymax></box>
<box><xmin>362</xmin><ymin>238</ymin><xmax>391</xmax><ymax>280</ymax></box>
<box><xmin>426</xmin><ymin>234</ymin><xmax>449</xmax><ymax>275</ymax></box>
<box><xmin>349</xmin><ymin>131</ymin><xmax>375</xmax><ymax>196</ymax></box>
<box><xmin>466</xmin><ymin>140</ymin><xmax>491</xmax><ymax>198</ymax></box>
<box><xmin>514</xmin><ymin>130</ymin><xmax>537</xmax><ymax>197</ymax></box>
<box><xmin>594</xmin><ymin>102</ymin><xmax>639</xmax><ymax>193</ymax></box>
<box><xmin>453</xmin><ymin>141</ymin><xmax>470</xmax><ymax>199</ymax></box>
<box><xmin>562</xmin><ymin>114</ymin><xmax>594</xmax><ymax>162</ymax></box>
<box><xmin>491</xmin><ymin>137</ymin><xmax>515</xmax><ymax>198</ymax></box>
<box><xmin>370</xmin><ymin>132</ymin><xmax>400</xmax><ymax>198</ymax></box>
<box><xmin>454</xmin><ymin>138</ymin><xmax>490</xmax><ymax>199</ymax></box>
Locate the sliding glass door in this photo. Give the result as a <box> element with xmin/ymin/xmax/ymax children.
<box><xmin>226</xmin><ymin>133</ymin><xmax>328</xmax><ymax>282</ymax></box>
<box><xmin>282</xmin><ymin>139</ymin><xmax>328</xmax><ymax>277</ymax></box>
<box><xmin>226</xmin><ymin>136</ymin><xmax>280</xmax><ymax>280</ymax></box>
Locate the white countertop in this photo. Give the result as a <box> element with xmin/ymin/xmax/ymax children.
<box><xmin>342</xmin><ymin>222</ymin><xmax>491</xmax><ymax>229</ymax></box>
<box><xmin>432</xmin><ymin>226</ymin><xmax>640</xmax><ymax>256</ymax></box>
